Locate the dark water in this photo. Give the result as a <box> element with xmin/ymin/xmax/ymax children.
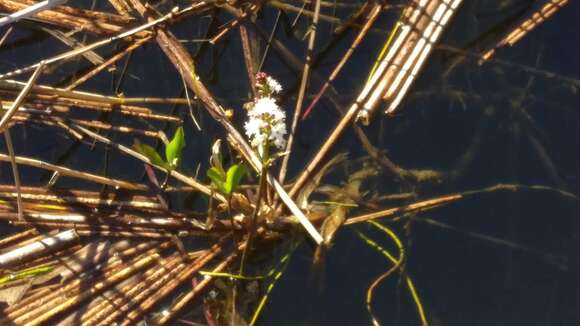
<box><xmin>1</xmin><ymin>1</ymin><xmax>580</xmax><ymax>325</ymax></box>
<box><xmin>259</xmin><ymin>2</ymin><xmax>580</xmax><ymax>326</ymax></box>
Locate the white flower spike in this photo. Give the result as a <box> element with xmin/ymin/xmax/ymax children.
<box><xmin>244</xmin><ymin>73</ymin><xmax>287</xmax><ymax>156</ymax></box>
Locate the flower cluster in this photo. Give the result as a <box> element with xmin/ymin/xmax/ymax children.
<box><xmin>244</xmin><ymin>73</ymin><xmax>287</xmax><ymax>157</ymax></box>
<box><xmin>255</xmin><ymin>72</ymin><xmax>282</xmax><ymax>97</ymax></box>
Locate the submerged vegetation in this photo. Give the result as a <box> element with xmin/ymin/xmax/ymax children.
<box><xmin>0</xmin><ymin>0</ymin><xmax>577</xmax><ymax>325</ymax></box>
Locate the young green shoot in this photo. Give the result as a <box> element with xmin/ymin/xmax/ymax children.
<box><xmin>134</xmin><ymin>126</ymin><xmax>186</xmax><ymax>187</ymax></box>
<box><xmin>133</xmin><ymin>126</ymin><xmax>186</xmax><ymax>171</ymax></box>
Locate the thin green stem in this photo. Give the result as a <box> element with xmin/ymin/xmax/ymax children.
<box><xmin>239</xmin><ymin>142</ymin><xmax>270</xmax><ymax>275</ymax></box>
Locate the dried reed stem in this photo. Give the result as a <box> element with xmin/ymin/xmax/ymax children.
<box><xmin>480</xmin><ymin>0</ymin><xmax>568</xmax><ymax>62</ymax></box>
<box><xmin>65</xmin><ymin>36</ymin><xmax>152</xmax><ymax>90</ymax></box>
<box><xmin>279</xmin><ymin>0</ymin><xmax>322</xmax><ymax>185</ymax></box>
<box><xmin>0</xmin><ymin>5</ymin><xmax>180</xmax><ymax>79</ymax></box>
<box><xmin>0</xmin><ymin>229</ymin><xmax>79</xmax><ymax>268</ymax></box>
<box><xmin>0</xmin><ymin>0</ymin><xmax>69</xmax><ymax>28</ymax></box>
<box><xmin>0</xmin><ymin>184</ymin><xmax>166</xmax><ymax>210</ymax></box>
<box><xmin>19</xmin><ymin>253</ymin><xmax>157</xmax><ymax>325</ymax></box>
<box><xmin>302</xmin><ymin>3</ymin><xmax>382</xmax><ymax>119</ymax></box>
<box><xmin>0</xmin><ymin>0</ymin><xmax>132</xmax><ymax>34</ymax></box>
<box><xmin>118</xmin><ymin>238</ymin><xmax>227</xmax><ymax>325</ymax></box>
<box><xmin>0</xmin><ymin>63</ymin><xmax>45</xmax><ymax>132</ymax></box>
<box><xmin>89</xmin><ymin>253</ymin><xmax>187</xmax><ymax>325</ymax></box>
<box><xmin>345</xmin><ymin>194</ymin><xmax>462</xmax><ymax>225</ymax></box>
<box><xmin>157</xmin><ymin>251</ymin><xmax>238</xmax><ymax>324</ymax></box>
<box><xmin>0</xmin><ymin>153</ymin><xmax>149</xmax><ymax>190</ymax></box>
<box><xmin>3</xmin><ymin>130</ymin><xmax>23</xmax><ymax>221</ymax></box>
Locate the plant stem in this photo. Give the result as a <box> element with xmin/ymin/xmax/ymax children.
<box><xmin>239</xmin><ymin>143</ymin><xmax>269</xmax><ymax>275</ymax></box>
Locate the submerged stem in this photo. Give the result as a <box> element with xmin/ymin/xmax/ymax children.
<box><xmin>240</xmin><ymin>143</ymin><xmax>270</xmax><ymax>275</ymax></box>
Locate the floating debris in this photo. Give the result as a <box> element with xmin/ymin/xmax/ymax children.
<box><xmin>480</xmin><ymin>0</ymin><xmax>569</xmax><ymax>63</ymax></box>
<box><xmin>356</xmin><ymin>0</ymin><xmax>463</xmax><ymax>124</ymax></box>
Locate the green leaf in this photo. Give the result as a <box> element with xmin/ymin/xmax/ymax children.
<box><xmin>210</xmin><ymin>139</ymin><xmax>226</xmax><ymax>176</ymax></box>
<box><xmin>166</xmin><ymin>126</ymin><xmax>185</xmax><ymax>169</ymax></box>
<box><xmin>225</xmin><ymin>164</ymin><xmax>248</xmax><ymax>194</ymax></box>
<box><xmin>207</xmin><ymin>167</ymin><xmax>226</xmax><ymax>194</ymax></box>
<box><xmin>134</xmin><ymin>143</ymin><xmax>169</xmax><ymax>169</ymax></box>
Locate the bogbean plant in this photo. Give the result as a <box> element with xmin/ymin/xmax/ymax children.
<box><xmin>209</xmin><ymin>72</ymin><xmax>287</xmax><ymax>196</ymax></box>
<box><xmin>135</xmin><ymin>72</ymin><xmax>287</xmax><ymax>221</ymax></box>
<box><xmin>133</xmin><ymin>72</ymin><xmax>287</xmax><ymax>195</ymax></box>
<box><xmin>209</xmin><ymin>72</ymin><xmax>287</xmax><ymax>275</ymax></box>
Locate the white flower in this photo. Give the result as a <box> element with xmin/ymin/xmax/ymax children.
<box><xmin>244</xmin><ymin>118</ymin><xmax>267</xmax><ymax>148</ymax></box>
<box><xmin>244</xmin><ymin>97</ymin><xmax>287</xmax><ymax>152</ymax></box>
<box><xmin>266</xmin><ymin>76</ymin><xmax>282</xmax><ymax>94</ymax></box>
<box><xmin>244</xmin><ymin>117</ymin><xmax>262</xmax><ymax>138</ymax></box>
<box><xmin>270</xmin><ymin>121</ymin><xmax>287</xmax><ymax>149</ymax></box>
<box><xmin>248</xmin><ymin>97</ymin><xmax>282</xmax><ymax>119</ymax></box>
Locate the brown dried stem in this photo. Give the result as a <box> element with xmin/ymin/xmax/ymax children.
<box><xmin>0</xmin><ymin>63</ymin><xmax>45</xmax><ymax>132</ymax></box>
<box><xmin>0</xmin><ymin>153</ymin><xmax>149</xmax><ymax>190</ymax></box>
<box><xmin>279</xmin><ymin>0</ymin><xmax>322</xmax><ymax>185</ymax></box>
<box><xmin>118</xmin><ymin>237</ymin><xmax>229</xmax><ymax>325</ymax></box>
<box><xmin>0</xmin><ymin>229</ymin><xmax>80</xmax><ymax>268</ymax></box>
<box><xmin>17</xmin><ymin>253</ymin><xmax>158</xmax><ymax>325</ymax></box>
<box><xmin>65</xmin><ymin>36</ymin><xmax>152</xmax><ymax>90</ymax></box>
